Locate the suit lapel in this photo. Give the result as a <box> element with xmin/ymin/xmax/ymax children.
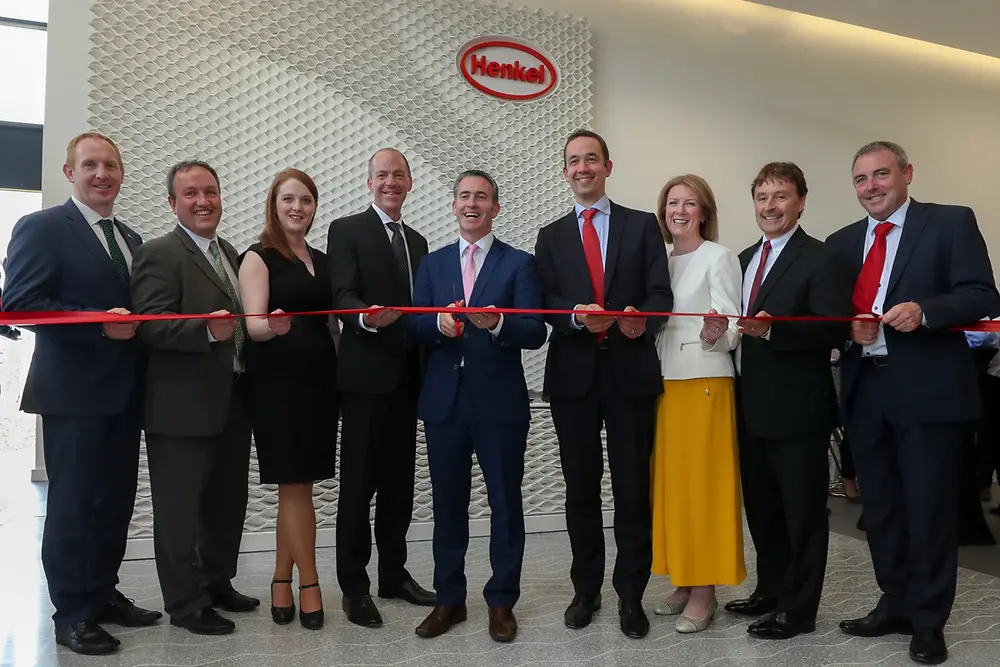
<box><xmin>444</xmin><ymin>242</ymin><xmax>465</xmax><ymax>303</ymax></box>
<box><xmin>114</xmin><ymin>219</ymin><xmax>141</xmax><ymax>255</ymax></box>
<box><xmin>603</xmin><ymin>202</ymin><xmax>624</xmax><ymax>293</ymax></box>
<box><xmin>172</xmin><ymin>226</ymin><xmax>230</xmax><ymax>298</ymax></box>
<box><xmin>469</xmin><ymin>240</ymin><xmax>505</xmax><ymax>306</ymax></box>
<box><xmin>751</xmin><ymin>227</ymin><xmax>806</xmax><ymax>312</ymax></box>
<box><xmin>886</xmin><ymin>199</ymin><xmax>926</xmax><ymax>297</ymax></box>
<box><xmin>560</xmin><ymin>210</ymin><xmax>594</xmax><ymax>301</ymax></box>
<box><xmin>62</xmin><ymin>200</ymin><xmax>121</xmax><ymax>285</ymax></box>
<box><xmin>843</xmin><ymin>219</ymin><xmax>868</xmax><ymax>275</ymax></box>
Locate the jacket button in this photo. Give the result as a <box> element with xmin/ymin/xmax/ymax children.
<box><xmin>462</xmin><ymin>332</ymin><xmax>468</xmax><ymax>338</ymax></box>
<box><xmin>452</xmin><ymin>364</ymin><xmax>459</xmax><ymax>370</ymax></box>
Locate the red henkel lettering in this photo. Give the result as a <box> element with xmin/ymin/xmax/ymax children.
<box><xmin>469</xmin><ymin>54</ymin><xmax>546</xmax><ymax>85</ymax></box>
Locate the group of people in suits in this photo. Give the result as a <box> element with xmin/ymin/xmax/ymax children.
<box><xmin>2</xmin><ymin>128</ymin><xmax>995</xmax><ymax>666</ymax></box>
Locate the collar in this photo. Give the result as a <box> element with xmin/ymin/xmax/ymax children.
<box><xmin>760</xmin><ymin>223</ymin><xmax>799</xmax><ymax>254</ymax></box>
<box><xmin>867</xmin><ymin>197</ymin><xmax>911</xmax><ymax>231</ymax></box>
<box><xmin>574</xmin><ymin>195</ymin><xmax>611</xmax><ymax>220</ymax></box>
<box><xmin>372</xmin><ymin>203</ymin><xmax>405</xmax><ymax>227</ymax></box>
<box><xmin>178</xmin><ymin>222</ymin><xmax>217</xmax><ymax>253</ymax></box>
<box><xmin>71</xmin><ymin>196</ymin><xmax>114</xmax><ymax>225</ymax></box>
<box><xmin>459</xmin><ymin>232</ymin><xmax>495</xmax><ymax>258</ymax></box>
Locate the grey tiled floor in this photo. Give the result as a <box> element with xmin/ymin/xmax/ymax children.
<box><xmin>3</xmin><ymin>515</ymin><xmax>1000</xmax><ymax>667</ymax></box>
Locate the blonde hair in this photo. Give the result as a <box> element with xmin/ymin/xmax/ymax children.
<box><xmin>656</xmin><ymin>174</ymin><xmax>719</xmax><ymax>243</ymax></box>
<box><xmin>65</xmin><ymin>132</ymin><xmax>125</xmax><ymax>176</ymax></box>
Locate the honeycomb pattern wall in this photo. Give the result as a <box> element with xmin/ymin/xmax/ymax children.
<box><xmin>86</xmin><ymin>0</ymin><xmax>605</xmax><ymax>540</ymax></box>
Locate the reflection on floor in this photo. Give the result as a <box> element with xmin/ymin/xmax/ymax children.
<box><xmin>2</xmin><ymin>510</ymin><xmax>1000</xmax><ymax>667</ymax></box>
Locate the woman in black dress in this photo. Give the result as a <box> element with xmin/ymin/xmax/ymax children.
<box><xmin>238</xmin><ymin>168</ymin><xmax>338</xmax><ymax>630</ymax></box>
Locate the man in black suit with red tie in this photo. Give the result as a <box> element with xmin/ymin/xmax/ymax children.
<box><xmin>827</xmin><ymin>141</ymin><xmax>999</xmax><ymax>665</ymax></box>
<box><xmin>534</xmin><ymin>130</ymin><xmax>672</xmax><ymax>639</ymax></box>
<box><xmin>327</xmin><ymin>148</ymin><xmax>435</xmax><ymax>628</ymax></box>
<box><xmin>724</xmin><ymin>162</ymin><xmax>852</xmax><ymax>640</ymax></box>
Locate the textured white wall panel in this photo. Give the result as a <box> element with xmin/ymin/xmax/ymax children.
<box><xmin>85</xmin><ymin>0</ymin><xmax>601</xmax><ymax>549</ymax></box>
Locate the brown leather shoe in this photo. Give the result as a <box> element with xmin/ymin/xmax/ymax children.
<box><xmin>488</xmin><ymin>606</ymin><xmax>518</xmax><ymax>643</ymax></box>
<box><xmin>415</xmin><ymin>604</ymin><xmax>467</xmax><ymax>638</ymax></box>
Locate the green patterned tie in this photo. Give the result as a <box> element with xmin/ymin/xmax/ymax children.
<box><xmin>208</xmin><ymin>240</ymin><xmax>245</xmax><ymax>360</ymax></box>
<box><xmin>97</xmin><ymin>219</ymin><xmax>130</xmax><ymax>287</ymax></box>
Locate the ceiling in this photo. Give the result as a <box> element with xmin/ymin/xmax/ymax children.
<box><xmin>748</xmin><ymin>0</ymin><xmax>1000</xmax><ymax>60</ymax></box>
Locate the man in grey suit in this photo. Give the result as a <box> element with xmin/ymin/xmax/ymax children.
<box><xmin>130</xmin><ymin>160</ymin><xmax>258</xmax><ymax>635</ymax></box>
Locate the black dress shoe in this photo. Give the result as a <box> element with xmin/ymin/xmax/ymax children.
<box><xmin>618</xmin><ymin>599</ymin><xmax>650</xmax><ymax>639</ymax></box>
<box><xmin>564</xmin><ymin>593</ymin><xmax>601</xmax><ymax>629</ymax></box>
<box><xmin>378</xmin><ymin>577</ymin><xmax>436</xmax><ymax>606</ymax></box>
<box><xmin>54</xmin><ymin>621</ymin><xmax>119</xmax><ymax>655</ymax></box>
<box><xmin>170</xmin><ymin>607</ymin><xmax>235</xmax><ymax>635</ymax></box>
<box><xmin>298</xmin><ymin>582</ymin><xmax>324</xmax><ymax>631</ymax></box>
<box><xmin>747</xmin><ymin>611</ymin><xmax>816</xmax><ymax>639</ymax></box>
<box><xmin>270</xmin><ymin>579</ymin><xmax>295</xmax><ymax>625</ymax></box>
<box><xmin>211</xmin><ymin>587</ymin><xmax>261</xmax><ymax>613</ymax></box>
<box><xmin>724</xmin><ymin>592</ymin><xmax>778</xmax><ymax>617</ymax></box>
<box><xmin>97</xmin><ymin>591</ymin><xmax>163</xmax><ymax>627</ymax></box>
<box><xmin>343</xmin><ymin>594</ymin><xmax>383</xmax><ymax>627</ymax></box>
<box><xmin>910</xmin><ymin>629</ymin><xmax>948</xmax><ymax>664</ymax></box>
<box><xmin>839</xmin><ymin>611</ymin><xmax>914</xmax><ymax>637</ymax></box>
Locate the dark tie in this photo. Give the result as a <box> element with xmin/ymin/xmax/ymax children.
<box><xmin>852</xmin><ymin>222</ymin><xmax>895</xmax><ymax>314</ymax></box>
<box><xmin>385</xmin><ymin>221</ymin><xmax>411</xmax><ymax>302</ymax></box>
<box><xmin>746</xmin><ymin>240</ymin><xmax>772</xmax><ymax>313</ymax></box>
<box><xmin>208</xmin><ymin>240</ymin><xmax>245</xmax><ymax>361</ymax></box>
<box><xmin>97</xmin><ymin>219</ymin><xmax>129</xmax><ymax>287</ymax></box>
<box><xmin>580</xmin><ymin>208</ymin><xmax>606</xmax><ymax>341</ymax></box>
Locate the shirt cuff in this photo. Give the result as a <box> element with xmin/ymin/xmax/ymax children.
<box><xmin>571</xmin><ymin>305</ymin><xmax>584</xmax><ymax>329</ymax></box>
<box><xmin>359</xmin><ymin>312</ymin><xmax>377</xmax><ymax>333</ymax></box>
<box><xmin>208</xmin><ymin>326</ymin><xmax>217</xmax><ymax>343</ymax></box>
<box><xmin>488</xmin><ymin>313</ymin><xmax>504</xmax><ymax>336</ymax></box>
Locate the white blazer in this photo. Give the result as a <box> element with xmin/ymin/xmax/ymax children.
<box><xmin>655</xmin><ymin>240</ymin><xmax>742</xmax><ymax>380</ymax></box>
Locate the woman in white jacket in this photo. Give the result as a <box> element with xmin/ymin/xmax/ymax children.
<box><xmin>650</xmin><ymin>174</ymin><xmax>746</xmax><ymax>632</ymax></box>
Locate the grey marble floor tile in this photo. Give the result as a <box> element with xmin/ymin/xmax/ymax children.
<box><xmin>3</xmin><ymin>528</ymin><xmax>1000</xmax><ymax>667</ymax></box>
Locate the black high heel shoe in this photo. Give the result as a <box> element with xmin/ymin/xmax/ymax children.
<box><xmin>298</xmin><ymin>583</ymin><xmax>324</xmax><ymax>630</ymax></box>
<box><xmin>270</xmin><ymin>579</ymin><xmax>295</xmax><ymax>625</ymax></box>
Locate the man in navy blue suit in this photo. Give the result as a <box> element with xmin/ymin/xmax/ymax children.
<box><xmin>2</xmin><ymin>132</ymin><xmax>161</xmax><ymax>655</ymax></box>
<box><xmin>827</xmin><ymin>141</ymin><xmax>999</xmax><ymax>665</ymax></box>
<box><xmin>407</xmin><ymin>170</ymin><xmax>546</xmax><ymax>643</ymax></box>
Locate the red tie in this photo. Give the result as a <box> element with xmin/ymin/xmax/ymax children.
<box><xmin>746</xmin><ymin>240</ymin><xmax>771</xmax><ymax>313</ymax></box>
<box><xmin>852</xmin><ymin>222</ymin><xmax>895</xmax><ymax>314</ymax></box>
<box><xmin>581</xmin><ymin>208</ymin><xmax>606</xmax><ymax>340</ymax></box>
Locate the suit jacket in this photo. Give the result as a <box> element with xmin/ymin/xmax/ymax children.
<box><xmin>130</xmin><ymin>225</ymin><xmax>243</xmax><ymax>438</ymax></box>
<box><xmin>407</xmin><ymin>238</ymin><xmax>547</xmax><ymax>425</ymax></box>
<box><xmin>1</xmin><ymin>199</ymin><xmax>143</xmax><ymax>417</ymax></box>
<box><xmin>327</xmin><ymin>206</ymin><xmax>429</xmax><ymax>394</ymax></box>
<box><xmin>534</xmin><ymin>201</ymin><xmax>673</xmax><ymax>399</ymax></box>
<box><xmin>737</xmin><ymin>227</ymin><xmax>853</xmax><ymax>440</ymax></box>
<box><xmin>655</xmin><ymin>240</ymin><xmax>742</xmax><ymax>380</ymax></box>
<box><xmin>826</xmin><ymin>199</ymin><xmax>999</xmax><ymax>422</ymax></box>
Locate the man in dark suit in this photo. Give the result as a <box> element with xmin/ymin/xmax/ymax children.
<box><xmin>130</xmin><ymin>160</ymin><xmax>259</xmax><ymax>636</ymax></box>
<box><xmin>826</xmin><ymin>141</ymin><xmax>998</xmax><ymax>665</ymax></box>
<box><xmin>722</xmin><ymin>162</ymin><xmax>852</xmax><ymax>640</ymax></box>
<box><xmin>407</xmin><ymin>170</ymin><xmax>547</xmax><ymax>643</ymax></box>
<box><xmin>327</xmin><ymin>148</ymin><xmax>435</xmax><ymax>628</ymax></box>
<box><xmin>1</xmin><ymin>132</ymin><xmax>160</xmax><ymax>655</ymax></box>
<box><xmin>533</xmin><ymin>130</ymin><xmax>672</xmax><ymax>639</ymax></box>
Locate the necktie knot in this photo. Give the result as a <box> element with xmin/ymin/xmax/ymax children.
<box><xmin>874</xmin><ymin>222</ymin><xmax>894</xmax><ymax>238</ymax></box>
<box><xmin>387</xmin><ymin>221</ymin><xmax>402</xmax><ymax>236</ymax></box>
<box><xmin>762</xmin><ymin>240</ymin><xmax>772</xmax><ymax>253</ymax></box>
<box><xmin>582</xmin><ymin>208</ymin><xmax>597</xmax><ymax>225</ymax></box>
<box><xmin>98</xmin><ymin>218</ymin><xmax>114</xmax><ymax>231</ymax></box>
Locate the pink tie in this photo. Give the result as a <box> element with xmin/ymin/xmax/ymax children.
<box><xmin>463</xmin><ymin>244</ymin><xmax>478</xmax><ymax>303</ymax></box>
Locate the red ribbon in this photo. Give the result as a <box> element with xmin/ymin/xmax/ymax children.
<box><xmin>0</xmin><ymin>307</ymin><xmax>998</xmax><ymax>331</ymax></box>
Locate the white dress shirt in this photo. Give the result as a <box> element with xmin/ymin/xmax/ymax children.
<box><xmin>735</xmin><ymin>224</ymin><xmax>799</xmax><ymax>373</ymax></box>
<box><xmin>438</xmin><ymin>232</ymin><xmax>504</xmax><ymax>341</ymax></box>
<box><xmin>178</xmin><ymin>224</ymin><xmax>243</xmax><ymax>372</ymax></box>
<box><xmin>71</xmin><ymin>196</ymin><xmax>132</xmax><ymax>271</ymax></box>
<box><xmin>656</xmin><ymin>241</ymin><xmax>742</xmax><ymax>380</ymax></box>
<box><xmin>359</xmin><ymin>203</ymin><xmax>415</xmax><ymax>332</ymax></box>
<box><xmin>570</xmin><ymin>195</ymin><xmax>611</xmax><ymax>328</ymax></box>
<box><xmin>861</xmin><ymin>198</ymin><xmax>911</xmax><ymax>357</ymax></box>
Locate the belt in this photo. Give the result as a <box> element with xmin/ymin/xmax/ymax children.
<box><xmin>862</xmin><ymin>355</ymin><xmax>890</xmax><ymax>367</ymax></box>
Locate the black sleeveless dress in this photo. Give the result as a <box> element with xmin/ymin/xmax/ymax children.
<box><xmin>243</xmin><ymin>243</ymin><xmax>338</xmax><ymax>484</ymax></box>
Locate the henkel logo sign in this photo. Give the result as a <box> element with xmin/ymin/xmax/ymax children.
<box><xmin>457</xmin><ymin>37</ymin><xmax>559</xmax><ymax>101</ymax></box>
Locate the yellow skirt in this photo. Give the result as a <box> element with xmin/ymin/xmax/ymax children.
<box><xmin>651</xmin><ymin>377</ymin><xmax>746</xmax><ymax>586</ymax></box>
